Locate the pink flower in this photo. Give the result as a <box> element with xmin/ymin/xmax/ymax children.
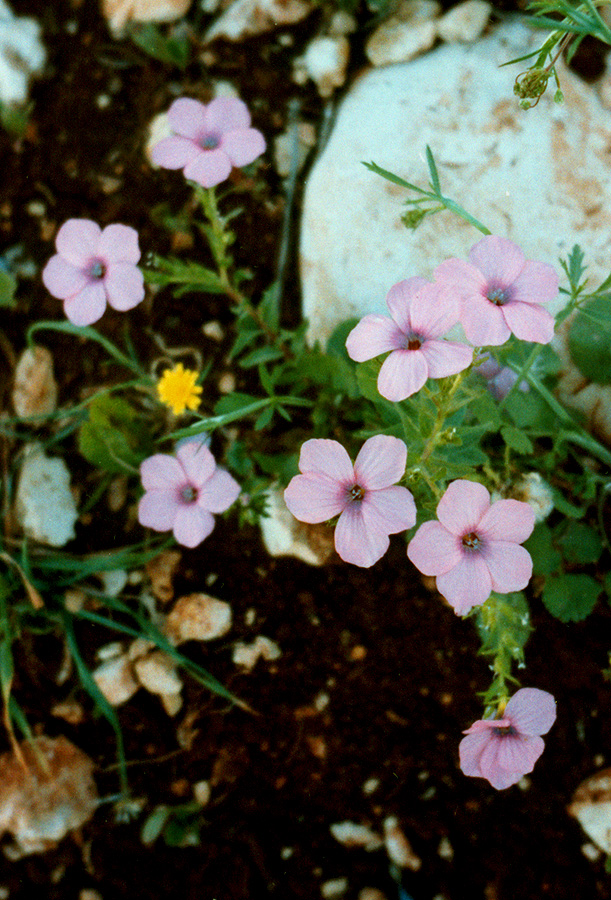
<box><xmin>475</xmin><ymin>353</ymin><xmax>529</xmax><ymax>401</ymax></box>
<box><xmin>459</xmin><ymin>688</ymin><xmax>557</xmax><ymax>789</ymax></box>
<box><xmin>138</xmin><ymin>442</ymin><xmax>240</xmax><ymax>549</ymax></box>
<box><xmin>42</xmin><ymin>219</ymin><xmax>145</xmax><ymax>327</ymax></box>
<box><xmin>284</xmin><ymin>435</ymin><xmax>416</xmax><ymax>568</ymax></box>
<box><xmin>151</xmin><ymin>97</ymin><xmax>266</xmax><ymax>188</ymax></box>
<box><xmin>434</xmin><ymin>235</ymin><xmax>558</xmax><ymax>346</ymax></box>
<box><xmin>407</xmin><ymin>479</ymin><xmax>535</xmax><ymax>615</ymax></box>
<box><xmin>346</xmin><ymin>278</ymin><xmax>472</xmax><ymax>402</ymax></box>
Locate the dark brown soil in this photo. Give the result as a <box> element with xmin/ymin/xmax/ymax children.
<box><xmin>1</xmin><ymin>2</ymin><xmax>611</xmax><ymax>899</ymax></box>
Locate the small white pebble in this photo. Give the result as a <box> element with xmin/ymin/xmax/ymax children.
<box><xmin>218</xmin><ymin>372</ymin><xmax>236</xmax><ymax>394</ymax></box>
<box><xmin>202</xmin><ymin>320</ymin><xmax>224</xmax><ymax>342</ymax></box>
<box><xmin>26</xmin><ymin>200</ymin><xmax>45</xmax><ymax>217</ymax></box>
<box><xmin>383</xmin><ymin>816</ymin><xmax>421</xmax><ymax>870</ymax></box>
<box><xmin>193</xmin><ymin>780</ymin><xmax>211</xmax><ymax>806</ymax></box>
<box><xmin>582</xmin><ymin>842</ymin><xmax>602</xmax><ymax>861</ymax></box>
<box><xmin>96</xmin><ymin>93</ymin><xmax>111</xmax><ymax>109</ymax></box>
<box><xmin>438</xmin><ymin>835</ymin><xmax>453</xmax><ymax>860</ymax></box>
<box><xmin>314</xmin><ymin>691</ymin><xmax>330</xmax><ymax>712</ymax></box>
<box><xmin>321</xmin><ymin>877</ymin><xmax>349</xmax><ymax>899</ymax></box>
<box><xmin>594</xmin><ymin>754</ymin><xmax>605</xmax><ymax>766</ymax></box>
<box><xmin>245</xmin><ymin>608</ymin><xmax>256</xmax><ymax>626</ymax></box>
<box><xmin>280</xmin><ymin>846</ymin><xmax>294</xmax><ymax>859</ymax></box>
<box><xmin>362</xmin><ymin>777</ymin><xmax>380</xmax><ymax>796</ymax></box>
<box><xmin>330</xmin><ymin>822</ymin><xmax>383</xmax><ymax>852</ymax></box>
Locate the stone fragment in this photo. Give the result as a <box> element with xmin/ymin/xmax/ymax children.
<box><xmin>204</xmin><ymin>0</ymin><xmax>313</xmax><ymax>42</ymax></box>
<box><xmin>436</xmin><ymin>0</ymin><xmax>491</xmax><ymax>43</ymax></box>
<box><xmin>133</xmin><ymin>650</ymin><xmax>183</xmax><ymax>696</ymax></box>
<box><xmin>293</xmin><ymin>35</ymin><xmax>350</xmax><ymax>98</ymax></box>
<box><xmin>96</xmin><ymin>569</ymin><xmax>128</xmax><ymax>598</ymax></box>
<box><xmin>383</xmin><ymin>816</ymin><xmax>421</xmax><ymax>869</ymax></box>
<box><xmin>232</xmin><ymin>635</ymin><xmax>281</xmax><ymax>670</ymax></box>
<box><xmin>93</xmin><ymin>654</ymin><xmax>140</xmax><ymax>706</ymax></box>
<box><xmin>160</xmin><ymin>691</ymin><xmax>183</xmax><ymax>716</ymax></box>
<box><xmin>101</xmin><ymin>0</ymin><xmax>193</xmax><ymax>35</ymax></box>
<box><xmin>273</xmin><ymin>120</ymin><xmax>316</xmax><ymax>178</ymax></box>
<box><xmin>0</xmin><ymin>736</ymin><xmax>97</xmax><ymax>858</ymax></box>
<box><xmin>165</xmin><ymin>593</ymin><xmax>232</xmax><ymax>644</ymax></box>
<box><xmin>365</xmin><ymin>0</ymin><xmax>440</xmax><ymax>67</ymax></box>
<box><xmin>193</xmin><ymin>780</ymin><xmax>211</xmax><ymax>806</ymax></box>
<box><xmin>568</xmin><ymin>768</ymin><xmax>611</xmax><ymax>853</ymax></box>
<box><xmin>15</xmin><ymin>444</ymin><xmax>78</xmax><ymax>547</ymax></box>
<box><xmin>321</xmin><ymin>878</ymin><xmax>349</xmax><ymax>899</ymax></box>
<box><xmin>12</xmin><ymin>346</ymin><xmax>58</xmax><ymax>419</ymax></box>
<box><xmin>358</xmin><ymin>890</ymin><xmax>388</xmax><ymax>900</ymax></box>
<box><xmin>0</xmin><ymin>0</ymin><xmax>46</xmax><ymax>106</ymax></box>
<box><xmin>329</xmin><ymin>821</ymin><xmax>384</xmax><ymax>852</ymax></box>
<box><xmin>259</xmin><ymin>486</ymin><xmax>335</xmax><ymax>566</ymax></box>
<box><xmin>300</xmin><ymin>21</ymin><xmax>611</xmax><ymax>347</ymax></box>
<box><xmin>145</xmin><ymin>549</ymin><xmax>181</xmax><ymax>603</ymax></box>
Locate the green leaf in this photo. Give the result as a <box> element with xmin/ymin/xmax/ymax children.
<box><xmin>557</xmin><ymin>521</ymin><xmax>603</xmax><ymax>564</ymax></box>
<box><xmin>501</xmin><ymin>425</ymin><xmax>534</xmax><ymax>455</ymax></box>
<box><xmin>214</xmin><ymin>393</ymin><xmax>260</xmax><ymax>415</ymax></box>
<box><xmin>239</xmin><ymin>346</ymin><xmax>284</xmax><ymax>368</ymax></box>
<box><xmin>145</xmin><ymin>256</ymin><xmax>225</xmax><ymax>295</ymax></box>
<box><xmin>551</xmin><ymin>486</ymin><xmax>584</xmax><ymax>518</ymax></box>
<box><xmin>258</xmin><ymin>283</ymin><xmax>280</xmax><ymax>332</ymax></box>
<box><xmin>141</xmin><ymin>805</ymin><xmax>171</xmax><ymax>846</ymax></box>
<box><xmin>78</xmin><ymin>395</ymin><xmax>152</xmax><ymax>474</ymax></box>
<box><xmin>470</xmin><ymin>392</ymin><xmax>501</xmax><ymax>430</ymax></box>
<box><xmin>0</xmin><ymin>270</ymin><xmax>17</xmax><ymax>308</ymax></box>
<box><xmin>356</xmin><ymin>358</ymin><xmax>384</xmax><ymax>403</ymax></box>
<box><xmin>568</xmin><ymin>297</ymin><xmax>611</xmax><ymax>384</ymax></box>
<box><xmin>542</xmin><ymin>574</ymin><xmax>601</xmax><ymax>622</ymax></box>
<box><xmin>254</xmin><ymin>405</ymin><xmax>274</xmax><ymax>430</ymax></box>
<box><xmin>524</xmin><ymin>524</ymin><xmax>562</xmax><ymax>576</ymax></box>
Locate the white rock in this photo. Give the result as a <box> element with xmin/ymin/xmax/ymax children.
<box><xmin>273</xmin><ymin>120</ymin><xmax>316</xmax><ymax>178</ymax></box>
<box><xmin>15</xmin><ymin>444</ymin><xmax>78</xmax><ymax>547</ymax></box>
<box><xmin>232</xmin><ymin>635</ymin><xmax>281</xmax><ymax>670</ymax></box>
<box><xmin>383</xmin><ymin>816</ymin><xmax>421</xmax><ymax>869</ymax></box>
<box><xmin>436</xmin><ymin>0</ymin><xmax>491</xmax><ymax>43</ymax></box>
<box><xmin>321</xmin><ymin>878</ymin><xmax>349</xmax><ymax>899</ymax></box>
<box><xmin>366</xmin><ymin>0</ymin><xmax>440</xmax><ymax>67</ymax></box>
<box><xmin>259</xmin><ymin>486</ymin><xmax>334</xmax><ymax>566</ymax></box>
<box><xmin>93</xmin><ymin>654</ymin><xmax>140</xmax><ymax>706</ymax></box>
<box><xmin>300</xmin><ymin>20</ymin><xmax>611</xmax><ymax>347</ymax></box>
<box><xmin>193</xmin><ymin>779</ymin><xmax>211</xmax><ymax>805</ymax></box>
<box><xmin>204</xmin><ymin>0</ymin><xmax>313</xmax><ymax>42</ymax></box>
<box><xmin>165</xmin><ymin>593</ymin><xmax>232</xmax><ymax>644</ymax></box>
<box><xmin>293</xmin><ymin>35</ymin><xmax>350</xmax><ymax>98</ymax></box>
<box><xmin>329</xmin><ymin>821</ymin><xmax>384</xmax><ymax>851</ymax></box>
<box><xmin>96</xmin><ymin>568</ymin><xmax>128</xmax><ymax>598</ymax></box>
<box><xmin>101</xmin><ymin>0</ymin><xmax>193</xmax><ymax>35</ymax></box>
<box><xmin>160</xmin><ymin>691</ymin><xmax>183</xmax><ymax>716</ymax></box>
<box><xmin>568</xmin><ymin>768</ymin><xmax>611</xmax><ymax>853</ymax></box>
<box><xmin>0</xmin><ymin>1</ymin><xmax>46</xmax><ymax>107</ymax></box>
<box><xmin>12</xmin><ymin>346</ymin><xmax>58</xmax><ymax>419</ymax></box>
<box><xmin>133</xmin><ymin>650</ymin><xmax>183</xmax><ymax>695</ymax></box>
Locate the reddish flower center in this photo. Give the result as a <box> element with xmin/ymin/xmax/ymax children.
<box><xmin>405</xmin><ymin>331</ymin><xmax>423</xmax><ymax>351</ymax></box>
<box><xmin>88</xmin><ymin>259</ymin><xmax>106</xmax><ymax>280</ymax></box>
<box><xmin>462</xmin><ymin>531</ymin><xmax>482</xmax><ymax>551</ymax></box>
<box><xmin>493</xmin><ymin>723</ymin><xmax>517</xmax><ymax>737</ymax></box>
<box><xmin>180</xmin><ymin>484</ymin><xmax>198</xmax><ymax>504</ymax></box>
<box><xmin>200</xmin><ymin>133</ymin><xmax>220</xmax><ymax>150</ymax></box>
<box><xmin>486</xmin><ymin>286</ymin><xmax>509</xmax><ymax>306</ymax></box>
<box><xmin>349</xmin><ymin>484</ymin><xmax>365</xmax><ymax>502</ymax></box>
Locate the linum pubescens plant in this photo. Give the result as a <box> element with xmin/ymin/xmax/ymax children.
<box><xmin>1</xmin><ymin>63</ymin><xmax>611</xmax><ymax>799</ymax></box>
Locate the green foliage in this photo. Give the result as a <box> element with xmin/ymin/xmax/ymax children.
<box><xmin>557</xmin><ymin>521</ymin><xmax>603</xmax><ymax>564</ymax></box>
<box><xmin>78</xmin><ymin>395</ymin><xmax>153</xmax><ymax>474</ymax></box>
<box><xmin>0</xmin><ymin>270</ymin><xmax>17</xmax><ymax>308</ymax></box>
<box><xmin>568</xmin><ymin>297</ymin><xmax>611</xmax><ymax>384</ymax></box>
<box><xmin>542</xmin><ymin>574</ymin><xmax>602</xmax><ymax>622</ymax></box>
<box><xmin>524</xmin><ymin>525</ymin><xmax>562</xmax><ymax>577</ymax></box>
<box><xmin>475</xmin><ymin>592</ymin><xmax>532</xmax><ymax>706</ymax></box>
<box><xmin>128</xmin><ymin>23</ymin><xmax>191</xmax><ymax>68</ymax></box>
<box><xmin>145</xmin><ymin>256</ymin><xmax>225</xmax><ymax>296</ymax></box>
<box><xmin>141</xmin><ymin>802</ymin><xmax>204</xmax><ymax>847</ymax></box>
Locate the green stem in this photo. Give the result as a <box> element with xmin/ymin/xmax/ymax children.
<box><xmin>27</xmin><ymin>322</ymin><xmax>144</xmax><ymax>377</ymax></box>
<box><xmin>420</xmin><ymin>370</ymin><xmax>468</xmax><ymax>464</ymax></box>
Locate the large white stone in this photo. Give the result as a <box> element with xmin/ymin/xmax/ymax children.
<box><xmin>300</xmin><ymin>20</ymin><xmax>611</xmax><ymax>346</ymax></box>
<box><xmin>0</xmin><ymin>0</ymin><xmax>46</xmax><ymax>106</ymax></box>
<box><xmin>15</xmin><ymin>444</ymin><xmax>78</xmax><ymax>547</ymax></box>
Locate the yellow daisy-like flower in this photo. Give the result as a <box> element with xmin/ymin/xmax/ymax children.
<box><xmin>156</xmin><ymin>363</ymin><xmax>203</xmax><ymax>416</ymax></box>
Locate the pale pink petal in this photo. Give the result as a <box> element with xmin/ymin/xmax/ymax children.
<box><xmin>334</xmin><ymin>503</ymin><xmax>390</xmax><ymax>567</ymax></box>
<box><xmin>104</xmin><ymin>264</ymin><xmax>145</xmax><ymax>311</ymax></box>
<box><xmin>407</xmin><ymin>284</ymin><xmax>461</xmax><ymax>337</ymax></box>
<box><xmin>140</xmin><ymin>454</ymin><xmax>184</xmax><ymax>491</ymax></box>
<box><xmin>436</xmin><ymin>480</ymin><xmax>490</xmax><ymax>535</ymax></box>
<box><xmin>298</xmin><ymin>438</ymin><xmax>354</xmax><ymax>483</ymax></box>
<box><xmin>151</xmin><ymin>135</ymin><xmax>201</xmax><ymax>169</ymax></box>
<box><xmin>436</xmin><ymin>553</ymin><xmax>492</xmax><ymax>614</ymax></box>
<box><xmin>505</xmin><ymin>688</ymin><xmax>557</xmax><ymax>736</ymax></box>
<box><xmin>98</xmin><ymin>224</ymin><xmax>141</xmax><ymax>264</ymax></box>
<box><xmin>345</xmin><ymin>315</ymin><xmax>405</xmax><ymax>362</ymax></box>
<box><xmin>205</xmin><ymin>97</ymin><xmax>251</xmax><ymax>133</ymax></box>
<box><xmin>361</xmin><ymin>485</ymin><xmax>416</xmax><ymax>534</ymax></box>
<box><xmin>461</xmin><ymin>296</ymin><xmax>511</xmax><ymax>346</ymax></box>
<box><xmin>56</xmin><ymin>219</ymin><xmax>101</xmax><ymax>267</ymax></box>
<box><xmin>196</xmin><ymin>467</ymin><xmax>240</xmax><ymax>513</ymax></box>
<box><xmin>167</xmin><ymin>97</ymin><xmax>208</xmax><ymax>139</ymax></box>
<box><xmin>173</xmin><ymin>505</ymin><xmax>215</xmax><ymax>548</ymax></box>
<box><xmin>385</xmin><ymin>277</ymin><xmax>429</xmax><ymax>333</ymax></box>
<box><xmin>478</xmin><ymin>739</ymin><xmax>522</xmax><ymax>789</ymax></box>
<box><xmin>478</xmin><ymin>499</ymin><xmax>535</xmax><ymax>543</ymax></box>
<box><xmin>407</xmin><ymin>521</ymin><xmax>462</xmax><ymax>576</ymax></box>
<box><xmin>183</xmin><ymin>149</ymin><xmax>232</xmax><ymax>188</ymax></box>
<box><xmin>434</xmin><ymin>258</ymin><xmax>487</xmax><ymax>300</ymax></box>
<box><xmin>463</xmin><ymin>717</ymin><xmax>510</xmax><ymax>735</ymax></box>
<box><xmin>176</xmin><ymin>442</ymin><xmax>216</xmax><ymax>486</ymax></box>
<box><xmin>459</xmin><ymin>729</ymin><xmax>492</xmax><ymax>777</ymax></box>
<box><xmin>496</xmin><ymin>734</ymin><xmax>544</xmax><ymax>774</ymax></box>
<box><xmin>42</xmin><ymin>255</ymin><xmax>88</xmax><ymax>299</ymax></box>
<box><xmin>63</xmin><ymin>282</ymin><xmax>107</xmax><ymax>326</ymax></box>
<box><xmin>420</xmin><ymin>339</ymin><xmax>473</xmax><ymax>379</ymax></box>
<box><xmin>353</xmin><ymin>434</ymin><xmax>407</xmax><ymax>489</ymax></box>
<box><xmin>481</xmin><ymin>541</ymin><xmax>533</xmax><ymax>593</ymax></box>
<box><xmin>468</xmin><ymin>235</ymin><xmax>525</xmax><ymax>285</ymax></box>
<box><xmin>284</xmin><ymin>473</ymin><xmax>346</xmax><ymax>524</ymax></box>
<box><xmin>509</xmin><ymin>260</ymin><xmax>559</xmax><ymax>305</ymax></box>
<box><xmin>221</xmin><ymin>128</ymin><xmax>266</xmax><ymax>167</ymax></box>
<box><xmin>502</xmin><ymin>301</ymin><xmax>555</xmax><ymax>344</ymax></box>
<box><xmin>377</xmin><ymin>350</ymin><xmax>429</xmax><ymax>402</ymax></box>
<box><xmin>138</xmin><ymin>491</ymin><xmax>181</xmax><ymax>531</ymax></box>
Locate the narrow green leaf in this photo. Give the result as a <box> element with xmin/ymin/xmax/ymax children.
<box><xmin>501</xmin><ymin>425</ymin><xmax>534</xmax><ymax>455</ymax></box>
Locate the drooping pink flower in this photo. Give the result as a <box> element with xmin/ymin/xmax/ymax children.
<box><xmin>138</xmin><ymin>441</ymin><xmax>240</xmax><ymax>549</ymax></box>
<box><xmin>151</xmin><ymin>97</ymin><xmax>266</xmax><ymax>188</ymax></box>
<box><xmin>475</xmin><ymin>353</ymin><xmax>529</xmax><ymax>401</ymax></box>
<box><xmin>346</xmin><ymin>278</ymin><xmax>472</xmax><ymax>402</ymax></box>
<box><xmin>407</xmin><ymin>479</ymin><xmax>535</xmax><ymax>615</ymax></box>
<box><xmin>459</xmin><ymin>688</ymin><xmax>557</xmax><ymax>789</ymax></box>
<box><xmin>434</xmin><ymin>235</ymin><xmax>558</xmax><ymax>346</ymax></box>
<box><xmin>42</xmin><ymin>219</ymin><xmax>145</xmax><ymax>327</ymax></box>
<box><xmin>284</xmin><ymin>435</ymin><xmax>416</xmax><ymax>568</ymax></box>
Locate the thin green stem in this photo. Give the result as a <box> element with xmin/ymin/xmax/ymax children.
<box><xmin>27</xmin><ymin>322</ymin><xmax>145</xmax><ymax>377</ymax></box>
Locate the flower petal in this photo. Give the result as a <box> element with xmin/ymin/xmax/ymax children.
<box><xmin>408</xmin><ymin>283</ymin><xmax>461</xmax><ymax>337</ymax></box>
<box><xmin>42</xmin><ymin>255</ymin><xmax>88</xmax><ymax>299</ymax></box>
<box><xmin>284</xmin><ymin>473</ymin><xmax>346</xmax><ymax>524</ymax></box>
<box><xmin>436</xmin><ymin>552</ymin><xmax>492</xmax><ymax>614</ymax></box>
<box><xmin>354</xmin><ymin>434</ymin><xmax>407</xmax><ymax>489</ymax></box>
<box><xmin>468</xmin><ymin>235</ymin><xmax>526</xmax><ymax>285</ymax></box>
<box><xmin>197</xmin><ymin>467</ymin><xmax>240</xmax><ymax>513</ymax></box>
<box><xmin>56</xmin><ymin>219</ymin><xmax>101</xmax><ymax>267</ymax></box>
<box><xmin>297</xmin><ymin>438</ymin><xmax>354</xmax><ymax>482</ymax></box>
<box><xmin>502</xmin><ymin>301</ymin><xmax>555</xmax><ymax>344</ymax></box>
<box><xmin>138</xmin><ymin>491</ymin><xmax>180</xmax><ymax>531</ymax></box>
<box><xmin>420</xmin><ymin>339</ymin><xmax>473</xmax><ymax>379</ymax></box>
<box><xmin>104</xmin><ymin>263</ymin><xmax>145</xmax><ymax>311</ymax></box>
<box><xmin>407</xmin><ymin>521</ymin><xmax>462</xmax><ymax>576</ymax></box>
<box><xmin>345</xmin><ymin>315</ymin><xmax>405</xmax><ymax>362</ymax></box>
<box><xmin>167</xmin><ymin>97</ymin><xmax>208</xmax><ymax>139</ymax></box>
<box><xmin>63</xmin><ymin>282</ymin><xmax>107</xmax><ymax>326</ymax></box>
<box><xmin>478</xmin><ymin>499</ymin><xmax>535</xmax><ymax>543</ymax></box>
<box><xmin>334</xmin><ymin>503</ymin><xmax>390</xmax><ymax>567</ymax></box>
<box><xmin>436</xmin><ymin>480</ymin><xmax>491</xmax><ymax>535</ymax></box>
<box><xmin>385</xmin><ymin>277</ymin><xmax>429</xmax><ymax>332</ymax></box>
<box><xmin>505</xmin><ymin>687</ymin><xmax>557</xmax><ymax>736</ymax></box>
<box><xmin>183</xmin><ymin>148</ymin><xmax>232</xmax><ymax>188</ymax></box>
<box><xmin>481</xmin><ymin>541</ymin><xmax>533</xmax><ymax>593</ymax></box>
<box><xmin>173</xmin><ymin>505</ymin><xmax>215</xmax><ymax>548</ymax></box>
<box><xmin>377</xmin><ymin>349</ymin><xmax>429</xmax><ymax>401</ymax></box>
<box><xmin>461</xmin><ymin>295</ymin><xmax>511</xmax><ymax>346</ymax></box>
<box><xmin>151</xmin><ymin>135</ymin><xmax>200</xmax><ymax>169</ymax></box>
<box><xmin>434</xmin><ymin>257</ymin><xmax>487</xmax><ymax>301</ymax></box>
<box><xmin>459</xmin><ymin>729</ymin><xmax>492</xmax><ymax>778</ymax></box>
<box><xmin>176</xmin><ymin>442</ymin><xmax>216</xmax><ymax>486</ymax></box>
<box><xmin>496</xmin><ymin>733</ymin><xmax>544</xmax><ymax>775</ymax></box>
<box><xmin>140</xmin><ymin>454</ymin><xmax>184</xmax><ymax>491</ymax></box>
<box><xmin>509</xmin><ymin>260</ymin><xmax>559</xmax><ymax>306</ymax></box>
<box><xmin>221</xmin><ymin>127</ymin><xmax>266</xmax><ymax>167</ymax></box>
<box><xmin>205</xmin><ymin>97</ymin><xmax>251</xmax><ymax>133</ymax></box>
<box><xmin>98</xmin><ymin>224</ymin><xmax>141</xmax><ymax>264</ymax></box>
<box><xmin>361</xmin><ymin>485</ymin><xmax>416</xmax><ymax>534</ymax></box>
<box><xmin>478</xmin><ymin>738</ymin><xmax>522</xmax><ymax>789</ymax></box>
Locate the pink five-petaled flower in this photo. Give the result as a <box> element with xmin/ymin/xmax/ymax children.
<box><xmin>434</xmin><ymin>235</ymin><xmax>558</xmax><ymax>346</ymax></box>
<box><xmin>138</xmin><ymin>442</ymin><xmax>240</xmax><ymax>549</ymax></box>
<box><xmin>42</xmin><ymin>219</ymin><xmax>145</xmax><ymax>327</ymax></box>
<box><xmin>346</xmin><ymin>277</ymin><xmax>473</xmax><ymax>402</ymax></box>
<box><xmin>407</xmin><ymin>479</ymin><xmax>535</xmax><ymax>615</ymax></box>
<box><xmin>151</xmin><ymin>97</ymin><xmax>266</xmax><ymax>189</ymax></box>
<box><xmin>459</xmin><ymin>688</ymin><xmax>557</xmax><ymax>790</ymax></box>
<box><xmin>284</xmin><ymin>435</ymin><xmax>417</xmax><ymax>568</ymax></box>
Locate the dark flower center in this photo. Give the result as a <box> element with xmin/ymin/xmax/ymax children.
<box><xmin>462</xmin><ymin>531</ymin><xmax>482</xmax><ymax>551</ymax></box>
<box><xmin>405</xmin><ymin>331</ymin><xmax>423</xmax><ymax>351</ymax></box>
<box><xmin>180</xmin><ymin>485</ymin><xmax>198</xmax><ymax>503</ymax></box>
<box><xmin>493</xmin><ymin>723</ymin><xmax>517</xmax><ymax>737</ymax></box>
<box><xmin>89</xmin><ymin>259</ymin><xmax>106</xmax><ymax>280</ymax></box>
<box><xmin>349</xmin><ymin>484</ymin><xmax>365</xmax><ymax>502</ymax></box>
<box><xmin>200</xmin><ymin>133</ymin><xmax>220</xmax><ymax>150</ymax></box>
<box><xmin>486</xmin><ymin>286</ymin><xmax>509</xmax><ymax>306</ymax></box>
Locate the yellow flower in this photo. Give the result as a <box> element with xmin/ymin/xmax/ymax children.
<box><xmin>156</xmin><ymin>363</ymin><xmax>203</xmax><ymax>416</ymax></box>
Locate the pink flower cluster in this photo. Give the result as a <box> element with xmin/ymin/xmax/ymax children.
<box><xmin>459</xmin><ymin>688</ymin><xmax>556</xmax><ymax>789</ymax></box>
